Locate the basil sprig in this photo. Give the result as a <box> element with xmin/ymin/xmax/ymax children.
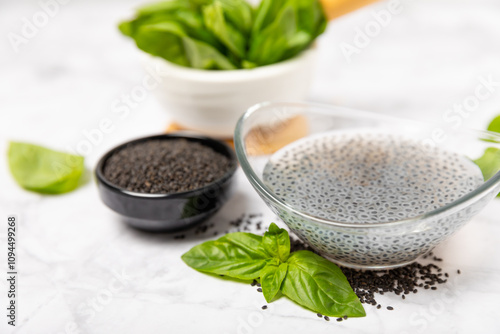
<box><xmin>474</xmin><ymin>115</ymin><xmax>500</xmax><ymax>197</ymax></box>
<box><xmin>182</xmin><ymin>223</ymin><xmax>366</xmax><ymax>318</ymax></box>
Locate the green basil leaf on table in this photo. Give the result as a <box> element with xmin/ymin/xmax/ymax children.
<box><xmin>7</xmin><ymin>142</ymin><xmax>84</xmax><ymax>194</ymax></box>
<box><xmin>474</xmin><ymin>147</ymin><xmax>500</xmax><ymax>197</ymax></box>
<box><xmin>260</xmin><ymin>262</ymin><xmax>288</xmax><ymax>303</ymax></box>
<box><xmin>262</xmin><ymin>223</ymin><xmax>290</xmax><ymax>263</ymax></box>
<box><xmin>488</xmin><ymin>115</ymin><xmax>500</xmax><ymax>133</ymax></box>
<box><xmin>181</xmin><ymin>233</ymin><xmax>271</xmax><ymax>279</ymax></box>
<box><xmin>474</xmin><ymin>114</ymin><xmax>500</xmax><ymax>197</ymax></box>
<box><xmin>281</xmin><ymin>250</ymin><xmax>366</xmax><ymax>317</ymax></box>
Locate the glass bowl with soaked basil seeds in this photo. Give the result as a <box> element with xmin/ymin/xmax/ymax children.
<box><xmin>95</xmin><ymin>134</ymin><xmax>237</xmax><ymax>232</ymax></box>
<box><xmin>234</xmin><ymin>102</ymin><xmax>500</xmax><ymax>269</ymax></box>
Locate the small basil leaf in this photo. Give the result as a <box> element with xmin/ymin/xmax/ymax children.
<box><xmin>134</xmin><ymin>22</ymin><xmax>190</xmax><ymax>67</ymax></box>
<box><xmin>216</xmin><ymin>0</ymin><xmax>254</xmax><ymax>36</ymax></box>
<box><xmin>8</xmin><ymin>142</ymin><xmax>84</xmax><ymax>194</ymax></box>
<box><xmin>181</xmin><ymin>233</ymin><xmax>270</xmax><ymax>280</ymax></box>
<box><xmin>474</xmin><ymin>148</ymin><xmax>500</xmax><ymax>197</ymax></box>
<box><xmin>487</xmin><ymin>115</ymin><xmax>500</xmax><ymax>133</ymax></box>
<box><xmin>282</xmin><ymin>251</ymin><xmax>366</xmax><ymax>318</ymax></box>
<box><xmin>202</xmin><ymin>1</ymin><xmax>246</xmax><ymax>58</ymax></box>
<box><xmin>248</xmin><ymin>4</ymin><xmax>297</xmax><ymax>66</ymax></box>
<box><xmin>262</xmin><ymin>223</ymin><xmax>290</xmax><ymax>263</ymax></box>
<box><xmin>260</xmin><ymin>262</ymin><xmax>288</xmax><ymax>303</ymax></box>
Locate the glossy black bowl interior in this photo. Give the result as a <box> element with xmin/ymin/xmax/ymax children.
<box><xmin>95</xmin><ymin>134</ymin><xmax>237</xmax><ymax>232</ymax></box>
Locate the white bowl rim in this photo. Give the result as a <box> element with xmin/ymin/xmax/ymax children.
<box><xmin>234</xmin><ymin>101</ymin><xmax>500</xmax><ymax>229</ymax></box>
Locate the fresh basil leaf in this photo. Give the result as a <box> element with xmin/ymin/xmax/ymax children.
<box><xmin>488</xmin><ymin>115</ymin><xmax>500</xmax><ymax>133</ymax></box>
<box><xmin>216</xmin><ymin>0</ymin><xmax>254</xmax><ymax>36</ymax></box>
<box><xmin>182</xmin><ymin>35</ymin><xmax>237</xmax><ymax>69</ymax></box>
<box><xmin>181</xmin><ymin>232</ymin><xmax>271</xmax><ymax>280</ymax></box>
<box><xmin>203</xmin><ymin>1</ymin><xmax>246</xmax><ymax>59</ymax></box>
<box><xmin>282</xmin><ymin>251</ymin><xmax>366</xmax><ymax>317</ymax></box>
<box><xmin>8</xmin><ymin>142</ymin><xmax>84</xmax><ymax>194</ymax></box>
<box><xmin>119</xmin><ymin>0</ymin><xmax>326</xmax><ymax>69</ymax></box>
<box><xmin>474</xmin><ymin>147</ymin><xmax>500</xmax><ymax>190</ymax></box>
<box><xmin>260</xmin><ymin>262</ymin><xmax>288</xmax><ymax>303</ymax></box>
<box><xmin>134</xmin><ymin>22</ymin><xmax>190</xmax><ymax>66</ymax></box>
<box><xmin>136</xmin><ymin>0</ymin><xmax>193</xmax><ymax>16</ymax></box>
<box><xmin>248</xmin><ymin>4</ymin><xmax>297</xmax><ymax>66</ymax></box>
<box><xmin>251</xmin><ymin>0</ymin><xmax>283</xmax><ymax>36</ymax></box>
<box><xmin>262</xmin><ymin>223</ymin><xmax>290</xmax><ymax>263</ymax></box>
<box><xmin>136</xmin><ymin>22</ymin><xmax>235</xmax><ymax>69</ymax></box>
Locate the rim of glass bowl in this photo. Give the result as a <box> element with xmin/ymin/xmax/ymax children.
<box><xmin>234</xmin><ymin>101</ymin><xmax>500</xmax><ymax>229</ymax></box>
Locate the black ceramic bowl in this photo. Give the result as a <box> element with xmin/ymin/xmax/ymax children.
<box><xmin>95</xmin><ymin>134</ymin><xmax>237</xmax><ymax>232</ymax></box>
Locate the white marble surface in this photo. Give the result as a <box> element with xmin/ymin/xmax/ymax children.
<box><xmin>1</xmin><ymin>0</ymin><xmax>500</xmax><ymax>333</ymax></box>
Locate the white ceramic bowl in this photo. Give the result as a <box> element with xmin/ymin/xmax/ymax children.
<box><xmin>144</xmin><ymin>48</ymin><xmax>317</xmax><ymax>138</ymax></box>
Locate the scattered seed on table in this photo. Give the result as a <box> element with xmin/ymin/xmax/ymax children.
<box><xmin>377</xmin><ymin>305</ymin><xmax>381</xmax><ymax>309</ymax></box>
<box><xmin>431</xmin><ymin>287</ymin><xmax>437</xmax><ymax>290</ymax></box>
<box><xmin>262</xmin><ymin>305</ymin><xmax>267</xmax><ymax>310</ymax></box>
<box><xmin>343</xmin><ymin>315</ymin><xmax>348</xmax><ymax>320</ymax></box>
<box><xmin>316</xmin><ymin>313</ymin><xmax>322</xmax><ymax>318</ymax></box>
<box><xmin>457</xmin><ymin>269</ymin><xmax>461</xmax><ymax>274</ymax></box>
<box><xmin>387</xmin><ymin>306</ymin><xmax>394</xmax><ymax>311</ymax></box>
<box><xmin>336</xmin><ymin>318</ymin><xmax>343</xmax><ymax>322</ymax></box>
<box><xmin>324</xmin><ymin>316</ymin><xmax>330</xmax><ymax>321</ymax></box>
<box><xmin>402</xmin><ymin>295</ymin><xmax>405</xmax><ymax>300</ymax></box>
<box><xmin>257</xmin><ymin>288</ymin><xmax>262</xmax><ymax>292</ymax></box>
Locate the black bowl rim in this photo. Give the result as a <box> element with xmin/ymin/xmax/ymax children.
<box><xmin>95</xmin><ymin>133</ymin><xmax>237</xmax><ymax>199</ymax></box>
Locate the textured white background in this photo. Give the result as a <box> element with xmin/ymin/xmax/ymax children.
<box><xmin>1</xmin><ymin>0</ymin><xmax>500</xmax><ymax>333</ymax></box>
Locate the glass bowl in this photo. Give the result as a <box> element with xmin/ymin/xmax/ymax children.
<box><xmin>234</xmin><ymin>102</ymin><xmax>500</xmax><ymax>269</ymax></box>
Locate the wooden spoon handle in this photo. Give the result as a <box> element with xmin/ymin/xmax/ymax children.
<box><xmin>320</xmin><ymin>0</ymin><xmax>380</xmax><ymax>20</ymax></box>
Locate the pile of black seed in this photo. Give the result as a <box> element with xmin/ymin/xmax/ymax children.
<box><xmin>103</xmin><ymin>139</ymin><xmax>233</xmax><ymax>194</ymax></box>
<box><xmin>291</xmin><ymin>237</ymin><xmax>457</xmax><ymax>313</ymax></box>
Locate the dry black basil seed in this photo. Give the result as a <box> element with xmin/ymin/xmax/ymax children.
<box><xmin>324</xmin><ymin>316</ymin><xmax>330</xmax><ymax>321</ymax></box>
<box><xmin>387</xmin><ymin>306</ymin><xmax>394</xmax><ymax>310</ymax></box>
<box><xmin>336</xmin><ymin>318</ymin><xmax>343</xmax><ymax>322</ymax></box>
<box><xmin>262</xmin><ymin>305</ymin><xmax>267</xmax><ymax>310</ymax></box>
<box><xmin>103</xmin><ymin>139</ymin><xmax>233</xmax><ymax>194</ymax></box>
<box><xmin>257</xmin><ymin>288</ymin><xmax>262</xmax><ymax>292</ymax></box>
<box><xmin>316</xmin><ymin>313</ymin><xmax>322</xmax><ymax>318</ymax></box>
